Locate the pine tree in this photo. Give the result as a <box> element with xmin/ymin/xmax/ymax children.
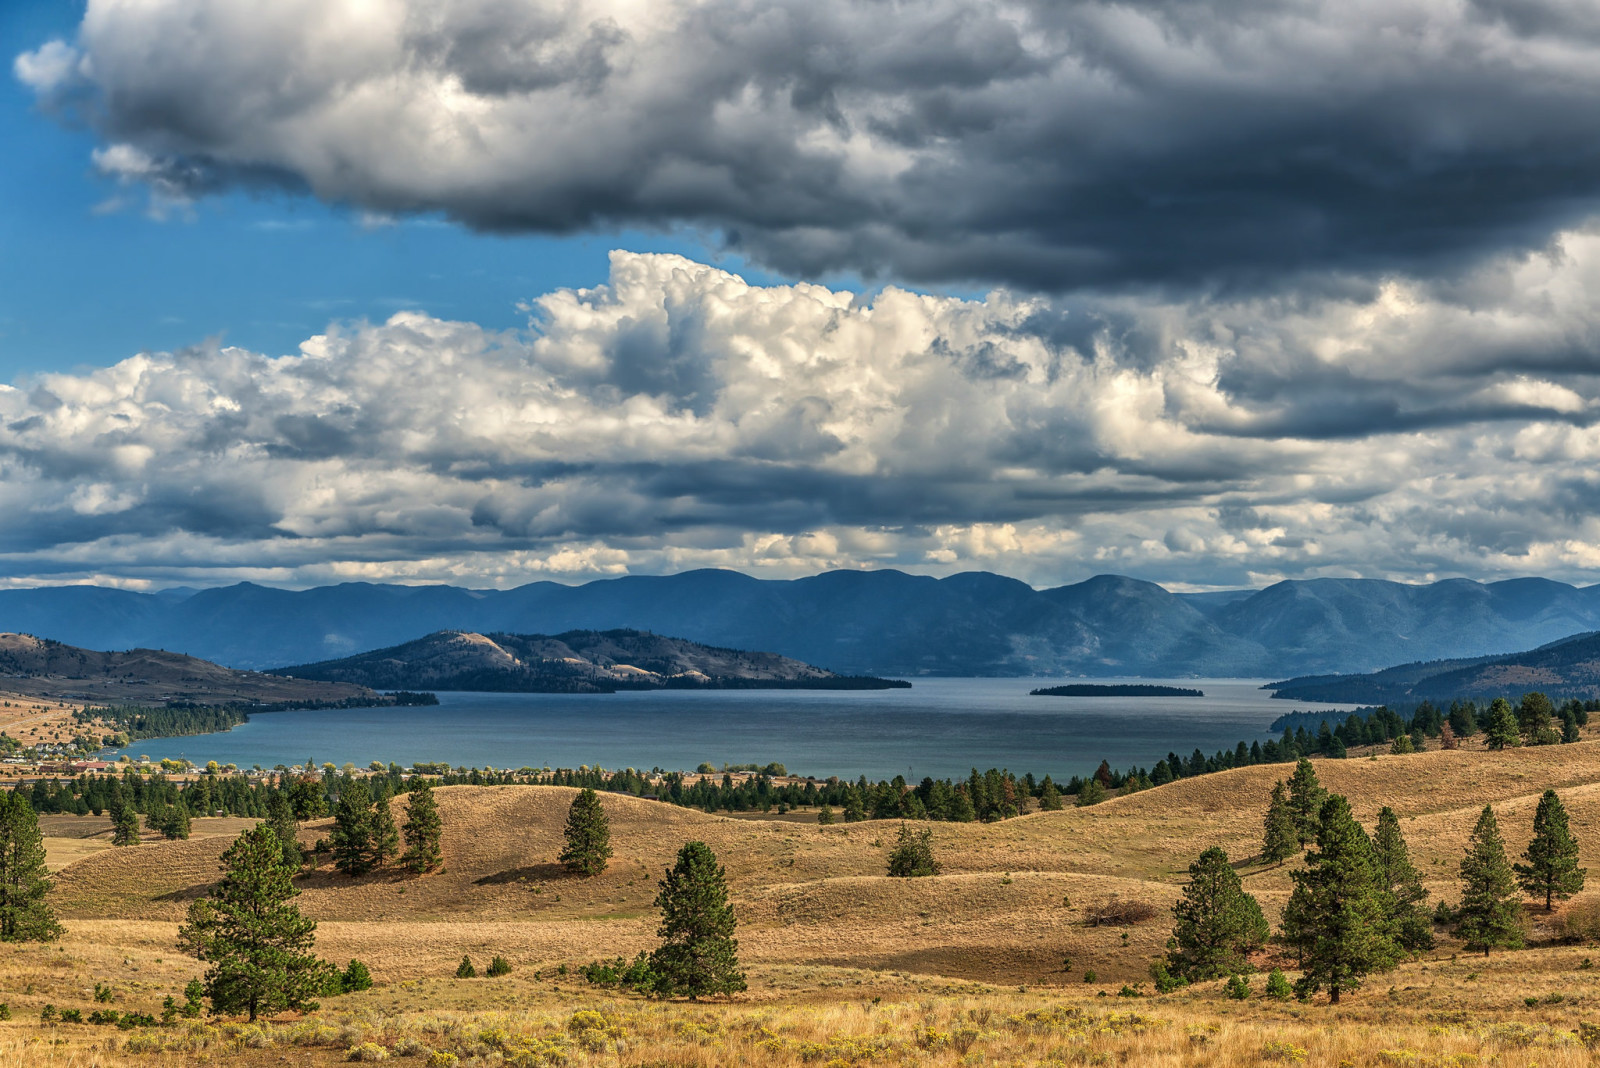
<box><xmin>112</xmin><ymin>806</ymin><xmax>141</xmax><ymax>847</ymax></box>
<box><xmin>369</xmin><ymin>788</ymin><xmax>400</xmax><ymax>869</ymax></box>
<box><xmin>650</xmin><ymin>840</ymin><xmax>746</xmax><ymax>998</ymax></box>
<box><xmin>1075</xmin><ymin>779</ymin><xmax>1108</xmax><ymax>807</ymax></box>
<box><xmin>330</xmin><ymin>779</ymin><xmax>375</xmax><ymax>877</ymax></box>
<box><xmin>178</xmin><ymin>825</ymin><xmax>331</xmax><ymax>1021</ymax></box>
<box><xmin>401</xmin><ymin>780</ymin><xmax>443</xmax><ymax>874</ymax></box>
<box><xmin>559</xmin><ymin>788</ymin><xmax>613</xmax><ymax>877</ymax></box>
<box><xmin>816</xmin><ymin>804</ymin><xmax>835</xmax><ymax>826</ymax></box>
<box><xmin>1373</xmin><ymin>807</ymin><xmax>1433</xmax><ymax>952</ymax></box>
<box><xmin>1513</xmin><ymin>790</ymin><xmax>1585</xmax><ymax>911</ymax></box>
<box><xmin>1484</xmin><ymin>699</ymin><xmax>1521</xmax><ymax>750</ymax></box>
<box><xmin>1449</xmin><ymin>701</ymin><xmax>1478</xmax><ymax>738</ymax></box>
<box><xmin>0</xmin><ymin>790</ymin><xmax>61</xmax><ymax>942</ymax></box>
<box><xmin>1279</xmin><ymin>794</ymin><xmax>1402</xmax><ymax>1002</ymax></box>
<box><xmin>1455</xmin><ymin>805</ymin><xmax>1523</xmax><ymax>955</ymax></box>
<box><xmin>264</xmin><ymin>791</ymin><xmax>301</xmax><ymax>870</ymax></box>
<box><xmin>886</xmin><ymin>823</ymin><xmax>940</xmax><ymax>877</ymax></box>
<box><xmin>1518</xmin><ymin>693</ymin><xmax>1556</xmax><ymax>744</ymax></box>
<box><xmin>1286</xmin><ymin>759</ymin><xmax>1326</xmax><ymax>845</ymax></box>
<box><xmin>1166</xmin><ymin>846</ymin><xmax>1269</xmax><ymax>981</ymax></box>
<box><xmin>1261</xmin><ymin>781</ymin><xmax>1299</xmax><ymax>866</ymax></box>
<box><xmin>1039</xmin><ymin>780</ymin><xmax>1064</xmax><ymax>811</ymax></box>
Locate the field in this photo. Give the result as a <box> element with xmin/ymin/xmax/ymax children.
<box><xmin>11</xmin><ymin>744</ymin><xmax>1600</xmax><ymax>1065</ymax></box>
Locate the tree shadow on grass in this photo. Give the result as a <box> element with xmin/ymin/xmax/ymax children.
<box><xmin>475</xmin><ymin>862</ymin><xmax>567</xmax><ymax>886</ymax></box>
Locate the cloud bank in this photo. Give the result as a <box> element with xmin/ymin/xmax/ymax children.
<box><xmin>20</xmin><ymin>0</ymin><xmax>1600</xmax><ymax>288</ymax></box>
<box><xmin>2</xmin><ymin>245</ymin><xmax>1600</xmax><ymax>588</ymax></box>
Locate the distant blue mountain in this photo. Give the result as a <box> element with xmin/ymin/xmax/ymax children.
<box><xmin>1</xmin><ymin>570</ymin><xmax>1598</xmax><ymax>677</ymax></box>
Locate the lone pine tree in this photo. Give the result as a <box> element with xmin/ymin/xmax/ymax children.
<box><xmin>1286</xmin><ymin>759</ymin><xmax>1327</xmax><ymax>846</ymax></box>
<box><xmin>178</xmin><ymin>825</ymin><xmax>329</xmax><ymax>1021</ymax></box>
<box><xmin>0</xmin><ymin>790</ymin><xmax>61</xmax><ymax>942</ymax></box>
<box><xmin>886</xmin><ymin>823</ymin><xmax>940</xmax><ymax>878</ymax></box>
<box><xmin>650</xmin><ymin>840</ymin><xmax>746</xmax><ymax>998</ymax></box>
<box><xmin>402</xmin><ymin>779</ymin><xmax>443</xmax><ymax>874</ymax></box>
<box><xmin>1166</xmin><ymin>846</ymin><xmax>1269</xmax><ymax>981</ymax></box>
<box><xmin>1280</xmin><ymin>794</ymin><xmax>1401</xmax><ymax>1003</ymax></box>
<box><xmin>1484</xmin><ymin>699</ymin><xmax>1521</xmax><ymax>750</ymax></box>
<box><xmin>1456</xmin><ymin>805</ymin><xmax>1524</xmax><ymax>955</ymax></box>
<box><xmin>1513</xmin><ymin>789</ymin><xmax>1585</xmax><ymax>911</ymax></box>
<box><xmin>1261</xmin><ymin>780</ymin><xmax>1299</xmax><ymax>866</ymax></box>
<box><xmin>111</xmin><ymin>805</ymin><xmax>140</xmax><ymax>847</ymax></box>
<box><xmin>1373</xmin><ymin>806</ymin><xmax>1433</xmax><ymax>953</ymax></box>
<box><xmin>560</xmin><ymin>788</ymin><xmax>613</xmax><ymax>877</ymax></box>
<box><xmin>331</xmin><ymin>779</ymin><xmax>375</xmax><ymax>876</ymax></box>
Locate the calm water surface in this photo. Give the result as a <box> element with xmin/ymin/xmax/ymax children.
<box><xmin>114</xmin><ymin>678</ymin><xmax>1357</xmax><ymax>781</ymax></box>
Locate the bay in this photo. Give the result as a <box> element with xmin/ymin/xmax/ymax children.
<box><xmin>113</xmin><ymin>678</ymin><xmax>1358</xmax><ymax>782</ymax></box>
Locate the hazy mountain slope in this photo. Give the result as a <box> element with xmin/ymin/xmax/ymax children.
<box><xmin>3</xmin><ymin>570</ymin><xmax>1600</xmax><ymax>677</ymax></box>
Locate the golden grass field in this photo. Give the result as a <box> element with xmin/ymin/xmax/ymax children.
<box><xmin>12</xmin><ymin>743</ymin><xmax>1600</xmax><ymax>1065</ymax></box>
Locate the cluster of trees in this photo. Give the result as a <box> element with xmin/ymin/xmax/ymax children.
<box><xmin>23</xmin><ymin>768</ymin><xmax>275</xmax><ymax>821</ymax></box>
<box><xmin>329</xmin><ymin>779</ymin><xmax>442</xmax><ymax>877</ymax></box>
<box><xmin>1269</xmin><ymin>693</ymin><xmax>1595</xmax><ymax>760</ymax></box>
<box><xmin>1162</xmin><ymin>761</ymin><xmax>1586</xmax><ymax>1002</ymax></box>
<box><xmin>78</xmin><ymin>693</ymin><xmax>440</xmax><ymax>744</ymax></box>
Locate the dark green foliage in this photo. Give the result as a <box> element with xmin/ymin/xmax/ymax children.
<box><xmin>0</xmin><ymin>790</ymin><xmax>61</xmax><ymax>942</ymax></box>
<box><xmin>580</xmin><ymin>952</ymin><xmax>660</xmax><ymax>995</ymax></box>
<box><xmin>1261</xmin><ymin>781</ymin><xmax>1299</xmax><ymax>865</ymax></box>
<box><xmin>1390</xmin><ymin>734</ymin><xmax>1415</xmax><ymax>755</ymax></box>
<box><xmin>152</xmin><ymin>803</ymin><xmax>192</xmax><ymax>841</ymax></box>
<box><xmin>264</xmin><ymin>791</ymin><xmax>301</xmax><ymax>869</ymax></box>
<box><xmin>1264</xmin><ymin>968</ymin><xmax>1292</xmax><ymax>1000</ymax></box>
<box><xmin>181</xmin><ymin>979</ymin><xmax>203</xmax><ymax>1017</ymax></box>
<box><xmin>486</xmin><ymin>955</ymin><xmax>512</xmax><ymax>977</ymax></box>
<box><xmin>1456</xmin><ymin>805</ymin><xmax>1524</xmax><ymax>955</ymax></box>
<box><xmin>331</xmin><ymin>779</ymin><xmax>375</xmax><ymax>876</ymax></box>
<box><xmin>1485</xmin><ymin>699</ymin><xmax>1521</xmax><ymax>750</ymax></box>
<box><xmin>369</xmin><ymin>788</ymin><xmax>400</xmax><ymax>868</ymax></box>
<box><xmin>1166</xmin><ymin>847</ymin><xmax>1269</xmax><ymax>981</ymax></box>
<box><xmin>1225</xmin><ymin>973</ymin><xmax>1250</xmax><ymax>1000</ymax></box>
<box><xmin>559</xmin><ymin>788</ymin><xmax>613</xmax><ymax>877</ymax></box>
<box><xmin>1518</xmin><ymin>693</ymin><xmax>1557</xmax><ymax>744</ymax></box>
<box><xmin>1373</xmin><ymin>807</ymin><xmax>1433</xmax><ymax>953</ymax></box>
<box><xmin>1449</xmin><ymin>701</ymin><xmax>1478</xmax><ymax>738</ymax></box>
<box><xmin>886</xmin><ymin>823</ymin><xmax>940</xmax><ymax>878</ymax></box>
<box><xmin>402</xmin><ymin>779</ymin><xmax>443</xmax><ymax>874</ymax></box>
<box><xmin>342</xmin><ymin>960</ymin><xmax>373</xmax><ymax>991</ymax></box>
<box><xmin>287</xmin><ymin>773</ymin><xmax>327</xmax><ymax>821</ymax></box>
<box><xmin>1075</xmin><ymin>778</ymin><xmax>1107</xmax><ymax>807</ymax></box>
<box><xmin>1148</xmin><ymin>960</ymin><xmax>1187</xmax><ymax>993</ymax></box>
<box><xmin>1280</xmin><ymin>794</ymin><xmax>1402</xmax><ymax>1003</ymax></box>
<box><xmin>111</xmin><ymin>806</ymin><xmax>141</xmax><ymax>847</ymax></box>
<box><xmin>177</xmin><ymin>825</ymin><xmax>331</xmax><ymax>1021</ymax></box>
<box><xmin>816</xmin><ymin>804</ymin><xmax>835</xmax><ymax>826</ymax></box>
<box><xmin>1286</xmin><ymin>759</ymin><xmax>1326</xmax><ymax>845</ymax></box>
<box><xmin>1039</xmin><ymin>781</ymin><xmax>1064</xmax><ymax>811</ymax></box>
<box><xmin>1514</xmin><ymin>790</ymin><xmax>1585</xmax><ymax>911</ymax></box>
<box><xmin>455</xmin><ymin>956</ymin><xmax>476</xmax><ymax>978</ymax></box>
<box><xmin>650</xmin><ymin>840</ymin><xmax>746</xmax><ymax>998</ymax></box>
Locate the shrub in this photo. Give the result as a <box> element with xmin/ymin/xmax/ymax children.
<box><xmin>1083</xmin><ymin>970</ymin><xmax>1098</xmax><ymax>983</ymax></box>
<box><xmin>455</xmin><ymin>956</ymin><xmax>476</xmax><ymax>979</ymax></box>
<box><xmin>343</xmin><ymin>960</ymin><xmax>374</xmax><ymax>992</ymax></box>
<box><xmin>0</xmin><ymin>1003</ymin><xmax>9</xmax><ymax>1021</ymax></box>
<box><xmin>1225</xmin><ymin>974</ymin><xmax>1250</xmax><ymax>1000</ymax></box>
<box><xmin>1148</xmin><ymin>961</ymin><xmax>1188</xmax><ymax>993</ymax></box>
<box><xmin>1084</xmin><ymin>896</ymin><xmax>1159</xmax><ymax>926</ymax></box>
<box><xmin>1265</xmin><ymin>968</ymin><xmax>1293</xmax><ymax>1000</ymax></box>
<box><xmin>59</xmin><ymin>1009</ymin><xmax>83</xmax><ymax>1024</ymax></box>
<box><xmin>347</xmin><ymin>1042</ymin><xmax>389</xmax><ymax>1062</ymax></box>
<box><xmin>486</xmin><ymin>956</ymin><xmax>512</xmax><ymax>977</ymax></box>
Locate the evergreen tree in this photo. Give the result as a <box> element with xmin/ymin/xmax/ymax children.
<box><xmin>1286</xmin><ymin>759</ymin><xmax>1326</xmax><ymax>845</ymax></box>
<box><xmin>177</xmin><ymin>825</ymin><xmax>330</xmax><ymax>1021</ymax></box>
<box><xmin>1075</xmin><ymin>778</ymin><xmax>1108</xmax><ymax>807</ymax></box>
<box><xmin>0</xmin><ymin>791</ymin><xmax>61</xmax><ymax>942</ymax></box>
<box><xmin>1518</xmin><ymin>693</ymin><xmax>1556</xmax><ymax>744</ymax></box>
<box><xmin>369</xmin><ymin>788</ymin><xmax>400</xmax><ymax>869</ymax></box>
<box><xmin>650</xmin><ymin>840</ymin><xmax>746</xmax><ymax>998</ymax></box>
<box><xmin>264</xmin><ymin>791</ymin><xmax>301</xmax><ymax>870</ymax></box>
<box><xmin>1261</xmin><ymin>781</ymin><xmax>1299</xmax><ymax>866</ymax></box>
<box><xmin>330</xmin><ymin>779</ymin><xmax>375</xmax><ymax>877</ymax></box>
<box><xmin>1484</xmin><ymin>699</ymin><xmax>1521</xmax><ymax>750</ymax></box>
<box><xmin>1513</xmin><ymin>790</ymin><xmax>1585</xmax><ymax>911</ymax></box>
<box><xmin>401</xmin><ymin>780</ymin><xmax>443</xmax><ymax>874</ymax></box>
<box><xmin>886</xmin><ymin>823</ymin><xmax>940</xmax><ymax>877</ymax></box>
<box><xmin>1389</xmin><ymin>734</ymin><xmax>1415</xmax><ymax>755</ymax></box>
<box><xmin>1166</xmin><ymin>846</ymin><xmax>1269</xmax><ymax>981</ymax></box>
<box><xmin>1039</xmin><ymin>780</ymin><xmax>1064</xmax><ymax>811</ymax></box>
<box><xmin>154</xmin><ymin>804</ymin><xmax>192</xmax><ymax>841</ymax></box>
<box><xmin>948</xmin><ymin>790</ymin><xmax>976</xmax><ymax>823</ymax></box>
<box><xmin>559</xmin><ymin>788</ymin><xmax>613</xmax><ymax>877</ymax></box>
<box><xmin>1455</xmin><ymin>805</ymin><xmax>1523</xmax><ymax>955</ymax></box>
<box><xmin>1373</xmin><ymin>807</ymin><xmax>1433</xmax><ymax>953</ymax></box>
<box><xmin>112</xmin><ymin>806</ymin><xmax>140</xmax><ymax>847</ymax></box>
<box><xmin>1448</xmin><ymin>701</ymin><xmax>1477</xmax><ymax>738</ymax></box>
<box><xmin>1279</xmin><ymin>795</ymin><xmax>1401</xmax><ymax>1003</ymax></box>
<box><xmin>815</xmin><ymin>804</ymin><xmax>835</xmax><ymax>826</ymax></box>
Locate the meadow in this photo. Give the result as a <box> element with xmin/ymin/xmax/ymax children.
<box><xmin>11</xmin><ymin>744</ymin><xmax>1600</xmax><ymax>1065</ymax></box>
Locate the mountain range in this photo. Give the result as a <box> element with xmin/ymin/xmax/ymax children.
<box><xmin>2</xmin><ymin>570</ymin><xmax>1600</xmax><ymax>677</ymax></box>
<box><xmin>1271</xmin><ymin>630</ymin><xmax>1600</xmax><ymax>706</ymax></box>
<box><xmin>276</xmin><ymin>629</ymin><xmax>906</xmax><ymax>693</ymax></box>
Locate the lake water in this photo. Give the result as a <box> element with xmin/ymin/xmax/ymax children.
<box><xmin>113</xmin><ymin>679</ymin><xmax>1359</xmax><ymax>782</ymax></box>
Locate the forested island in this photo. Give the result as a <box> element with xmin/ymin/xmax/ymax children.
<box><xmin>1030</xmin><ymin>683</ymin><xmax>1204</xmax><ymax>697</ymax></box>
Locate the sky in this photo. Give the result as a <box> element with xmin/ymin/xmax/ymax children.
<box><xmin>4</xmin><ymin>0</ymin><xmax>1600</xmax><ymax>593</ymax></box>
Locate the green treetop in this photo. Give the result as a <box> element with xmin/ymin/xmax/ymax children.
<box><xmin>178</xmin><ymin>825</ymin><xmax>331</xmax><ymax>1021</ymax></box>
<box><xmin>1166</xmin><ymin>846</ymin><xmax>1269</xmax><ymax>981</ymax></box>
<box><xmin>264</xmin><ymin>790</ymin><xmax>301</xmax><ymax>870</ymax></box>
<box><xmin>1373</xmin><ymin>806</ymin><xmax>1433</xmax><ymax>953</ymax></box>
<box><xmin>330</xmin><ymin>778</ymin><xmax>375</xmax><ymax>877</ymax></box>
<box><xmin>1517</xmin><ymin>693</ymin><xmax>1558</xmax><ymax>745</ymax></box>
<box><xmin>886</xmin><ymin>823</ymin><xmax>940</xmax><ymax>878</ymax></box>
<box><xmin>369</xmin><ymin>786</ymin><xmax>400</xmax><ymax>869</ymax></box>
<box><xmin>1261</xmin><ymin>781</ymin><xmax>1299</xmax><ymax>866</ymax></box>
<box><xmin>1513</xmin><ymin>789</ymin><xmax>1585</xmax><ymax>911</ymax></box>
<box><xmin>402</xmin><ymin>779</ymin><xmax>443</xmax><ymax>874</ymax></box>
<box><xmin>1286</xmin><ymin>759</ymin><xmax>1326</xmax><ymax>845</ymax></box>
<box><xmin>0</xmin><ymin>790</ymin><xmax>62</xmax><ymax>942</ymax></box>
<box><xmin>1279</xmin><ymin>795</ymin><xmax>1401</xmax><ymax>1003</ymax></box>
<box><xmin>1484</xmin><ymin>699</ymin><xmax>1521</xmax><ymax>750</ymax></box>
<box><xmin>560</xmin><ymin>788</ymin><xmax>613</xmax><ymax>877</ymax></box>
<box><xmin>111</xmin><ymin>804</ymin><xmax>141</xmax><ymax>847</ymax></box>
<box><xmin>1455</xmin><ymin>805</ymin><xmax>1524</xmax><ymax>955</ymax></box>
<box><xmin>650</xmin><ymin>840</ymin><xmax>746</xmax><ymax>998</ymax></box>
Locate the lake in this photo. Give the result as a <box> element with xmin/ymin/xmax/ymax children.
<box><xmin>112</xmin><ymin>678</ymin><xmax>1359</xmax><ymax>782</ymax></box>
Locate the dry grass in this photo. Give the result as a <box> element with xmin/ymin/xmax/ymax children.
<box><xmin>23</xmin><ymin>740</ymin><xmax>1600</xmax><ymax>1063</ymax></box>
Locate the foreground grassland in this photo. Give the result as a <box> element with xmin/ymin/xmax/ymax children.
<box><xmin>14</xmin><ymin>744</ymin><xmax>1600</xmax><ymax>1064</ymax></box>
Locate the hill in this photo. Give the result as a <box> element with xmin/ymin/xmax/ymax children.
<box><xmin>0</xmin><ymin>632</ymin><xmax>379</xmax><ymax>706</ymax></box>
<box><xmin>1271</xmin><ymin>629</ymin><xmax>1600</xmax><ymax>704</ymax></box>
<box><xmin>4</xmin><ymin>569</ymin><xmax>1600</xmax><ymax>676</ymax></box>
<box><xmin>272</xmin><ymin>629</ymin><xmax>908</xmax><ymax>692</ymax></box>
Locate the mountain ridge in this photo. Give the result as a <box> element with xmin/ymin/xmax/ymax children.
<box><xmin>1</xmin><ymin>569</ymin><xmax>1598</xmax><ymax>676</ymax></box>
